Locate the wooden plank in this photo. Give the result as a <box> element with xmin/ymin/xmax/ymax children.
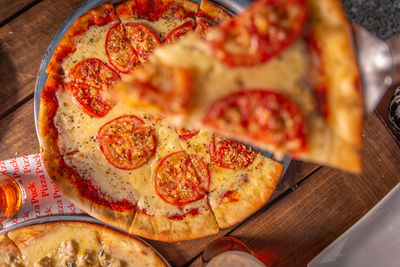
<box><xmin>0</xmin><ymin>99</ymin><xmax>39</xmax><ymax>160</ymax></box>
<box><xmin>189</xmin><ymin>113</ymin><xmax>400</xmax><ymax>267</ymax></box>
<box><xmin>0</xmin><ymin>0</ymin><xmax>83</xmax><ymax>117</ymax></box>
<box><xmin>0</xmin><ymin>0</ymin><xmax>38</xmax><ymax>25</ymax></box>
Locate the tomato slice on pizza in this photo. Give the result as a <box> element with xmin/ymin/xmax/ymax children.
<box><xmin>106</xmin><ymin>23</ymin><xmax>141</xmax><ymax>73</ymax></box>
<box><xmin>204</xmin><ymin>90</ymin><xmax>307</xmax><ymax>154</ymax></box>
<box><xmin>164</xmin><ymin>20</ymin><xmax>195</xmax><ymax>44</ymax></box>
<box><xmin>68</xmin><ymin>58</ymin><xmax>121</xmax><ymax>117</ymax></box>
<box><xmin>194</xmin><ymin>18</ymin><xmax>212</xmax><ymax>37</ymax></box>
<box><xmin>175</xmin><ymin>127</ymin><xmax>199</xmax><ymax>140</ymax></box>
<box><xmin>124</xmin><ymin>22</ymin><xmax>161</xmax><ymax>63</ymax></box>
<box><xmin>209</xmin><ymin>135</ymin><xmax>258</xmax><ymax>170</ymax></box>
<box><xmin>154</xmin><ymin>151</ymin><xmax>210</xmax><ymax>205</ymax></box>
<box><xmin>205</xmin><ymin>0</ymin><xmax>307</xmax><ymax>67</ymax></box>
<box><xmin>97</xmin><ymin>115</ymin><xmax>157</xmax><ymax>170</ymax></box>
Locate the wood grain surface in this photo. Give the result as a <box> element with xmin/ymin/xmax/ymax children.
<box><xmin>0</xmin><ymin>0</ymin><xmax>82</xmax><ymax>118</ymax></box>
<box><xmin>0</xmin><ymin>1</ymin><xmax>399</xmax><ymax>267</ymax></box>
<box><xmin>0</xmin><ymin>0</ymin><xmax>38</xmax><ymax>25</ymax></box>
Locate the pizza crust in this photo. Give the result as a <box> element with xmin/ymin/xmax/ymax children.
<box><xmin>300</xmin><ymin>0</ymin><xmax>363</xmax><ymax>172</ymax></box>
<box><xmin>116</xmin><ymin>0</ymin><xmax>199</xmax><ymax>22</ymax></box>
<box><xmin>46</xmin><ymin>3</ymin><xmax>118</xmax><ymax>76</ymax></box>
<box><xmin>197</xmin><ymin>0</ymin><xmax>231</xmax><ymax>23</ymax></box>
<box><xmin>130</xmin><ymin>208</ymin><xmax>219</xmax><ymax>242</ymax></box>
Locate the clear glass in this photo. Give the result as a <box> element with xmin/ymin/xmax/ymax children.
<box><xmin>202</xmin><ymin>236</ymin><xmax>266</xmax><ymax>267</ymax></box>
<box><xmin>0</xmin><ymin>173</ymin><xmax>23</xmax><ymax>222</ymax></box>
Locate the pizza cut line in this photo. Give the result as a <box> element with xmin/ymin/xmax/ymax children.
<box><xmin>38</xmin><ymin>0</ymin><xmax>284</xmax><ymax>242</ymax></box>
<box><xmin>121</xmin><ymin>0</ymin><xmax>364</xmax><ymax>173</ymax></box>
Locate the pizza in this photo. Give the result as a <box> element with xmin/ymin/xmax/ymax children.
<box><xmin>38</xmin><ymin>0</ymin><xmax>284</xmax><ymax>242</ymax></box>
<box><xmin>121</xmin><ymin>0</ymin><xmax>364</xmax><ymax>173</ymax></box>
<box><xmin>0</xmin><ymin>221</ymin><xmax>167</xmax><ymax>266</ymax></box>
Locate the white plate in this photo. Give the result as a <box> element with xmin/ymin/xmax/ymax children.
<box><xmin>308</xmin><ymin>182</ymin><xmax>400</xmax><ymax>267</ymax></box>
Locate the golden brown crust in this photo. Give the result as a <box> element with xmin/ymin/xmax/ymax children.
<box><xmin>46</xmin><ymin>3</ymin><xmax>118</xmax><ymax>75</ymax></box>
<box><xmin>197</xmin><ymin>0</ymin><xmax>231</xmax><ymax>23</ymax></box>
<box><xmin>130</xmin><ymin>209</ymin><xmax>219</xmax><ymax>242</ymax></box>
<box><xmin>301</xmin><ymin>0</ymin><xmax>363</xmax><ymax>173</ymax></box>
<box><xmin>116</xmin><ymin>0</ymin><xmax>199</xmax><ymax>21</ymax></box>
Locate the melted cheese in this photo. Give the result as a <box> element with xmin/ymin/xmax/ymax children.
<box><xmin>11</xmin><ymin>224</ymin><xmax>101</xmax><ymax>266</ymax></box>
<box><xmin>62</xmin><ymin>22</ymin><xmax>116</xmax><ymax>76</ymax></box>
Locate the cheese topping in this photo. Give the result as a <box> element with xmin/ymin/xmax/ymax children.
<box><xmin>62</xmin><ymin>22</ymin><xmax>116</xmax><ymax>77</ymax></box>
<box><xmin>120</xmin><ymin>17</ymin><xmax>193</xmax><ymax>40</ymax></box>
<box><xmin>11</xmin><ymin>225</ymin><xmax>101</xmax><ymax>266</ymax></box>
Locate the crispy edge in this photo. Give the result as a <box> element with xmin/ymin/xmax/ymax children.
<box><xmin>303</xmin><ymin>0</ymin><xmax>363</xmax><ymax>173</ymax></box>
<box><xmin>116</xmin><ymin>0</ymin><xmax>199</xmax><ymax>21</ymax></box>
<box><xmin>198</xmin><ymin>0</ymin><xmax>231</xmax><ymax>23</ymax></box>
<box><xmin>38</xmin><ymin>75</ymin><xmax>135</xmax><ymax>233</ymax></box>
<box><xmin>129</xmin><ymin>208</ymin><xmax>219</xmax><ymax>242</ymax></box>
<box><xmin>46</xmin><ymin>3</ymin><xmax>118</xmax><ymax>76</ymax></box>
<box><xmin>208</xmin><ymin>156</ymin><xmax>283</xmax><ymax>228</ymax></box>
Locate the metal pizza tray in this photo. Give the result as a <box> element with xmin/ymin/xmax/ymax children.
<box><xmin>0</xmin><ymin>215</ymin><xmax>171</xmax><ymax>266</ymax></box>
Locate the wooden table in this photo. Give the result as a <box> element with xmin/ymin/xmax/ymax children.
<box><xmin>0</xmin><ymin>0</ymin><xmax>399</xmax><ymax>266</ymax></box>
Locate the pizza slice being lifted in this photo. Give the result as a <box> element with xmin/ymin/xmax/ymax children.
<box><xmin>121</xmin><ymin>0</ymin><xmax>363</xmax><ymax>173</ymax></box>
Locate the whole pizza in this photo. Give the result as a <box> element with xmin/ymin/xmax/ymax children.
<box><xmin>38</xmin><ymin>0</ymin><xmax>284</xmax><ymax>242</ymax></box>
<box><xmin>0</xmin><ymin>221</ymin><xmax>167</xmax><ymax>266</ymax></box>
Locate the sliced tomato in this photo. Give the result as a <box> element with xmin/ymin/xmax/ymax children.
<box><xmin>155</xmin><ymin>151</ymin><xmax>210</xmax><ymax>205</ymax></box>
<box><xmin>68</xmin><ymin>58</ymin><xmax>121</xmax><ymax>117</ymax></box>
<box><xmin>209</xmin><ymin>135</ymin><xmax>257</xmax><ymax>169</ymax></box>
<box><xmin>205</xmin><ymin>0</ymin><xmax>307</xmax><ymax>67</ymax></box>
<box><xmin>129</xmin><ymin>65</ymin><xmax>191</xmax><ymax>114</ymax></box>
<box><xmin>105</xmin><ymin>23</ymin><xmax>141</xmax><ymax>73</ymax></box>
<box><xmin>204</xmin><ymin>90</ymin><xmax>307</xmax><ymax>154</ymax></box>
<box><xmin>124</xmin><ymin>22</ymin><xmax>161</xmax><ymax>63</ymax></box>
<box><xmin>194</xmin><ymin>18</ymin><xmax>212</xmax><ymax>38</ymax></box>
<box><xmin>175</xmin><ymin>127</ymin><xmax>199</xmax><ymax>140</ymax></box>
<box><xmin>164</xmin><ymin>20</ymin><xmax>195</xmax><ymax>44</ymax></box>
<box><xmin>97</xmin><ymin>115</ymin><xmax>157</xmax><ymax>170</ymax></box>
